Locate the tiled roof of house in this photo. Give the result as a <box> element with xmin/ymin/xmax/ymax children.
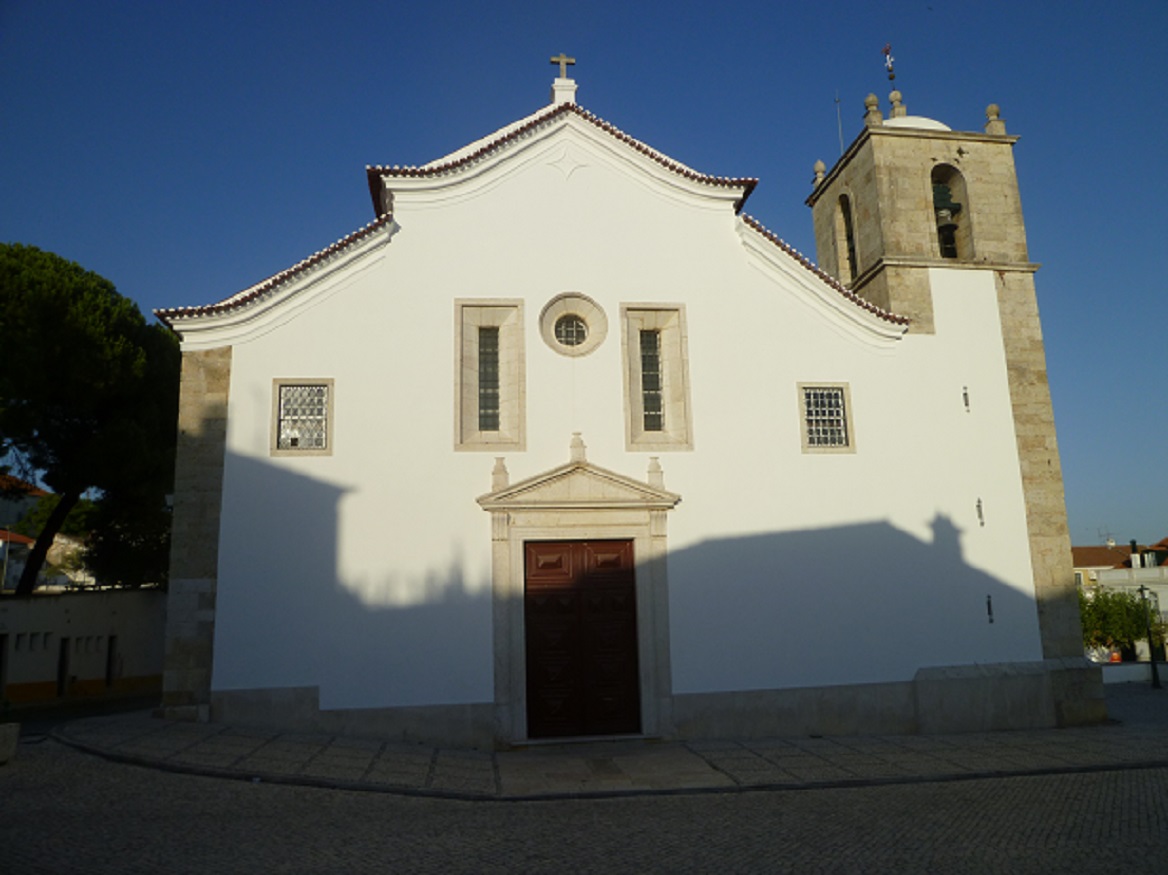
<box><xmin>0</xmin><ymin>474</ymin><xmax>46</xmax><ymax>499</ymax></box>
<box><xmin>0</xmin><ymin>529</ymin><xmax>34</xmax><ymax>546</ymax></box>
<box><xmin>1072</xmin><ymin>544</ymin><xmax>1137</xmax><ymax>569</ymax></box>
<box><xmin>1072</xmin><ymin>540</ymin><xmax>1168</xmax><ymax>569</ymax></box>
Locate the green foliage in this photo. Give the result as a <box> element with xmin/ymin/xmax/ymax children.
<box><xmin>84</xmin><ymin>495</ymin><xmax>172</xmax><ymax>588</ymax></box>
<box><xmin>12</xmin><ymin>494</ymin><xmax>98</xmax><ymax>538</ymax></box>
<box><xmin>1079</xmin><ymin>587</ymin><xmax>1165</xmax><ymax>654</ymax></box>
<box><xmin>0</xmin><ymin>243</ymin><xmax>180</xmax><ymax>593</ymax></box>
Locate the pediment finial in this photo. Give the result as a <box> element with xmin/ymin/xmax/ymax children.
<box><xmin>491</xmin><ymin>457</ymin><xmax>509</xmax><ymax>490</ymax></box>
<box><xmin>569</xmin><ymin>432</ymin><xmax>587</xmax><ymax>463</ymax></box>
<box><xmin>648</xmin><ymin>457</ymin><xmax>664</xmax><ymax>489</ymax></box>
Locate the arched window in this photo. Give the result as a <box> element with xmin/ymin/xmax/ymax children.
<box><xmin>834</xmin><ymin>194</ymin><xmax>859</xmax><ymax>284</ymax></box>
<box><xmin>931</xmin><ymin>165</ymin><xmax>972</xmax><ymax>260</ymax></box>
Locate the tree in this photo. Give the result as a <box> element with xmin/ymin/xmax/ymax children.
<box><xmin>11</xmin><ymin>493</ymin><xmax>98</xmax><ymax>539</ymax></box>
<box><xmin>0</xmin><ymin>244</ymin><xmax>179</xmax><ymax>595</ymax></box>
<box><xmin>1079</xmin><ymin>587</ymin><xmax>1165</xmax><ymax>659</ymax></box>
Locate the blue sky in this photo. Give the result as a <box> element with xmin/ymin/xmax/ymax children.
<box><xmin>2</xmin><ymin>0</ymin><xmax>1165</xmax><ymax>545</ymax></box>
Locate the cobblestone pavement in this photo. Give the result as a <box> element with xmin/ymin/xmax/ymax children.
<box><xmin>2</xmin><ymin>739</ymin><xmax>1168</xmax><ymax>873</ymax></box>
<box><xmin>2</xmin><ymin>684</ymin><xmax>1167</xmax><ymax>872</ymax></box>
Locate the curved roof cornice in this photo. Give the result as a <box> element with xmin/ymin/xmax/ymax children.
<box><xmin>366</xmin><ymin>102</ymin><xmax>758</xmax><ymax>216</ymax></box>
<box><xmin>155</xmin><ymin>215</ymin><xmax>393</xmax><ymax>334</ymax></box>
<box><xmin>737</xmin><ymin>214</ymin><xmax>909</xmax><ymax>338</ymax></box>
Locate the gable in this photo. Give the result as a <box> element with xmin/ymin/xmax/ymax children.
<box><xmin>158</xmin><ymin>93</ymin><xmax>905</xmax><ymax>347</ymax></box>
<box><xmin>367</xmin><ymin>102</ymin><xmax>757</xmax><ymax>218</ymax></box>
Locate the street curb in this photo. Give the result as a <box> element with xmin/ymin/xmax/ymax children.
<box><xmin>48</xmin><ymin>725</ymin><xmax>1168</xmax><ymax>804</ymax></box>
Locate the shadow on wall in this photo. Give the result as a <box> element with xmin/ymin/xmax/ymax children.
<box><xmin>204</xmin><ymin>449</ymin><xmax>1069</xmax><ymax>715</ymax></box>
<box><xmin>667</xmin><ymin>515</ymin><xmax>1046</xmax><ymax>694</ymax></box>
<box><xmin>211</xmin><ymin>451</ymin><xmax>491</xmax><ymax>711</ymax></box>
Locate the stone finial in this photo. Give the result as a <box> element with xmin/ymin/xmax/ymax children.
<box><xmin>647</xmin><ymin>457</ymin><xmax>664</xmax><ymax>489</ymax></box>
<box><xmin>864</xmin><ymin>93</ymin><xmax>883</xmax><ymax>127</ymax></box>
<box><xmin>569</xmin><ymin>432</ymin><xmax>587</xmax><ymax>463</ymax></box>
<box><xmin>889</xmin><ymin>90</ymin><xmax>906</xmax><ymax>118</ymax></box>
<box><xmin>491</xmin><ymin>457</ymin><xmax>509</xmax><ymax>490</ymax></box>
<box><xmin>813</xmin><ymin>159</ymin><xmax>826</xmax><ymax>186</ymax></box>
<box><xmin>985</xmin><ymin>103</ymin><xmax>1006</xmax><ymax>135</ymax></box>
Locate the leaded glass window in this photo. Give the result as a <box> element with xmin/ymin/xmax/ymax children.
<box><xmin>803</xmin><ymin>386</ymin><xmax>849</xmax><ymax>448</ymax></box>
<box><xmin>277</xmin><ymin>384</ymin><xmax>329</xmax><ymax>450</ymax></box>
<box><xmin>478</xmin><ymin>326</ymin><xmax>500</xmax><ymax>432</ymax></box>
<box><xmin>641</xmin><ymin>329</ymin><xmax>664</xmax><ymax>432</ymax></box>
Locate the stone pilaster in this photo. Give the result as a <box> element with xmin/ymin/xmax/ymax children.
<box><xmin>161</xmin><ymin>347</ymin><xmax>231</xmax><ymax>720</ymax></box>
<box><xmin>994</xmin><ymin>271</ymin><xmax>1085</xmax><ymax>663</ymax></box>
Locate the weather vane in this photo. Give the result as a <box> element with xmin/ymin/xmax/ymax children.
<box><xmin>883</xmin><ymin>43</ymin><xmax>895</xmax><ymax>80</ymax></box>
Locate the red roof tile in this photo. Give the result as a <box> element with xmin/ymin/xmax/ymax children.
<box><xmin>155</xmin><ymin>215</ymin><xmax>393</xmax><ymax>324</ymax></box>
<box><xmin>365</xmin><ymin>102</ymin><xmax>758</xmax><ymax>214</ymax></box>
<box><xmin>0</xmin><ymin>474</ymin><xmax>46</xmax><ymax>499</ymax></box>
<box><xmin>739</xmin><ymin>215</ymin><xmax>909</xmax><ymax>326</ymax></box>
<box><xmin>1072</xmin><ymin>544</ymin><xmax>1138</xmax><ymax>569</ymax></box>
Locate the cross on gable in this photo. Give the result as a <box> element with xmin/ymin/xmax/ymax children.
<box><xmin>550</xmin><ymin>53</ymin><xmax>576</xmax><ymax>78</ymax></box>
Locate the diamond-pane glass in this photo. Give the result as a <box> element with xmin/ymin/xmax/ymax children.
<box><xmin>278</xmin><ymin>384</ymin><xmax>328</xmax><ymax>450</ymax></box>
<box><xmin>804</xmin><ymin>387</ymin><xmax>849</xmax><ymax>447</ymax></box>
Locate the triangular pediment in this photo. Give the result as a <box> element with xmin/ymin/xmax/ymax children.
<box><xmin>477</xmin><ymin>461</ymin><xmax>680</xmax><ymax>511</ymax></box>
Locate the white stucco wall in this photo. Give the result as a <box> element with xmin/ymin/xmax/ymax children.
<box><xmin>197</xmin><ymin>116</ymin><xmax>1042</xmax><ymax>711</ymax></box>
<box><xmin>0</xmin><ymin>590</ymin><xmax>164</xmax><ymax>693</ymax></box>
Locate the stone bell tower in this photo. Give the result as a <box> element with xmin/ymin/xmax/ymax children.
<box><xmin>807</xmin><ymin>91</ymin><xmax>1101</xmax><ymax>725</ymax></box>
<box><xmin>806</xmin><ymin>89</ymin><xmax>1031</xmax><ymax>333</ymax></box>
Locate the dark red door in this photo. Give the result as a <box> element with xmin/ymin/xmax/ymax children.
<box><xmin>524</xmin><ymin>540</ymin><xmax>641</xmax><ymax>738</ymax></box>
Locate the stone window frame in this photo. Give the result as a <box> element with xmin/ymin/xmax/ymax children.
<box><xmin>621</xmin><ymin>305</ymin><xmax>693</xmax><ymax>451</ymax></box>
<box><xmin>539</xmin><ymin>293</ymin><xmax>608</xmax><ymax>358</ymax></box>
<box><xmin>798</xmin><ymin>382</ymin><xmax>856</xmax><ymax>454</ymax></box>
<box><xmin>455</xmin><ymin>299</ymin><xmax>526</xmax><ymax>451</ymax></box>
<box><xmin>270</xmin><ymin>378</ymin><xmax>335</xmax><ymax>457</ymax></box>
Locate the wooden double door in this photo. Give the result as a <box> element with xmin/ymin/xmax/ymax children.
<box><xmin>524</xmin><ymin>540</ymin><xmax>641</xmax><ymax>738</ymax></box>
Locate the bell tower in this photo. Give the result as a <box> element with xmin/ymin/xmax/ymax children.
<box><xmin>807</xmin><ymin>92</ymin><xmax>1098</xmax><ymax>723</ymax></box>
<box><xmin>807</xmin><ymin>90</ymin><xmax>1030</xmax><ymax>333</ymax></box>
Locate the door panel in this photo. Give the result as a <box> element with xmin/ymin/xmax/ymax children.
<box><xmin>525</xmin><ymin>540</ymin><xmax>640</xmax><ymax>738</ymax></box>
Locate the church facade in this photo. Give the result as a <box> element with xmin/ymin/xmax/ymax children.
<box><xmin>157</xmin><ymin>72</ymin><xmax>1103</xmax><ymax>746</ymax></box>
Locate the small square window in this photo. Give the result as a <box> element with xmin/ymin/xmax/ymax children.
<box><xmin>799</xmin><ymin>383</ymin><xmax>855</xmax><ymax>453</ymax></box>
<box><xmin>272</xmin><ymin>380</ymin><xmax>334</xmax><ymax>456</ymax></box>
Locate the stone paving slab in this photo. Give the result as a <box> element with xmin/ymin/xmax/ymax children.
<box><xmin>49</xmin><ymin>682</ymin><xmax>1168</xmax><ymax>801</ymax></box>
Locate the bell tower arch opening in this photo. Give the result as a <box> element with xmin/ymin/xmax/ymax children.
<box><xmin>834</xmin><ymin>193</ymin><xmax>859</xmax><ymax>285</ymax></box>
<box><xmin>931</xmin><ymin>164</ymin><xmax>972</xmax><ymax>260</ymax></box>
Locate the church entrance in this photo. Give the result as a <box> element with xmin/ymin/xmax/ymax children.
<box><xmin>524</xmin><ymin>540</ymin><xmax>641</xmax><ymax>739</ymax></box>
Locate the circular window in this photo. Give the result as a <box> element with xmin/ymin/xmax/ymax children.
<box><xmin>554</xmin><ymin>314</ymin><xmax>588</xmax><ymax>346</ymax></box>
<box><xmin>539</xmin><ymin>293</ymin><xmax>607</xmax><ymax>357</ymax></box>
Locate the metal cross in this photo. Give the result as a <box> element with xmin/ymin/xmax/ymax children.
<box><xmin>550</xmin><ymin>53</ymin><xmax>576</xmax><ymax>78</ymax></box>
